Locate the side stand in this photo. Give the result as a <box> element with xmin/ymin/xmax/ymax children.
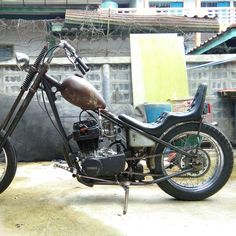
<box><xmin>121</xmin><ymin>182</ymin><xmax>130</xmax><ymax>215</ymax></box>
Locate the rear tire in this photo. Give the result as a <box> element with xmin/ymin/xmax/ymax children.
<box><xmin>154</xmin><ymin>123</ymin><xmax>234</xmax><ymax>200</ymax></box>
<box><xmin>0</xmin><ymin>132</ymin><xmax>17</xmax><ymax>193</ymax></box>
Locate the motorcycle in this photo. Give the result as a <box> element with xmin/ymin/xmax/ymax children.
<box><xmin>0</xmin><ymin>40</ymin><xmax>234</xmax><ymax>214</ymax></box>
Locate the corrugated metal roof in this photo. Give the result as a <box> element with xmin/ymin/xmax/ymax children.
<box><xmin>64</xmin><ymin>9</ymin><xmax>219</xmax><ymax>34</ymax></box>
<box><xmin>0</xmin><ymin>0</ymin><xmax>101</xmax><ymax>5</ymax></box>
<box><xmin>218</xmin><ymin>88</ymin><xmax>236</xmax><ymax>98</ymax></box>
<box><xmin>187</xmin><ymin>23</ymin><xmax>236</xmax><ymax>54</ymax></box>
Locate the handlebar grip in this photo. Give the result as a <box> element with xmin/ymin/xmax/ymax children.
<box><xmin>76</xmin><ymin>57</ymin><xmax>90</xmax><ymax>72</ymax></box>
<box><xmin>21</xmin><ymin>45</ymin><xmax>48</xmax><ymax>91</ymax></box>
<box><xmin>60</xmin><ymin>40</ymin><xmax>89</xmax><ymax>74</ymax></box>
<box><xmin>76</xmin><ymin>62</ymin><xmax>86</xmax><ymax>75</ymax></box>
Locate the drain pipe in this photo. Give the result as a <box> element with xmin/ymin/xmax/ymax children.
<box><xmin>102</xmin><ymin>64</ymin><xmax>111</xmax><ymax>105</ymax></box>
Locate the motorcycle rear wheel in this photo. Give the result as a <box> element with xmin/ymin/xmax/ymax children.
<box><xmin>0</xmin><ymin>132</ymin><xmax>17</xmax><ymax>193</ymax></box>
<box><xmin>154</xmin><ymin>123</ymin><xmax>234</xmax><ymax>200</ymax></box>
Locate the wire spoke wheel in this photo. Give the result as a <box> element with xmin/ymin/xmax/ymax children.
<box><xmin>0</xmin><ymin>148</ymin><xmax>8</xmax><ymax>182</ymax></box>
<box><xmin>154</xmin><ymin>123</ymin><xmax>234</xmax><ymax>200</ymax></box>
<box><xmin>162</xmin><ymin>131</ymin><xmax>222</xmax><ymax>190</ymax></box>
<box><xmin>0</xmin><ymin>132</ymin><xmax>17</xmax><ymax>194</ymax></box>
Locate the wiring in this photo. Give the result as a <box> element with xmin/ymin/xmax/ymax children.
<box><xmin>40</xmin><ymin>84</ymin><xmax>65</xmax><ymax>140</ymax></box>
<box><xmin>78</xmin><ymin>110</ymin><xmax>98</xmax><ymax>123</ymax></box>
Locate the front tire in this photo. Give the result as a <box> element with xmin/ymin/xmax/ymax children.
<box><xmin>0</xmin><ymin>132</ymin><xmax>17</xmax><ymax>193</ymax></box>
<box><xmin>154</xmin><ymin>123</ymin><xmax>234</xmax><ymax>200</ymax></box>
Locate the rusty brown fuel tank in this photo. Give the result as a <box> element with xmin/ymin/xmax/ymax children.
<box><xmin>61</xmin><ymin>75</ymin><xmax>106</xmax><ymax>110</ymax></box>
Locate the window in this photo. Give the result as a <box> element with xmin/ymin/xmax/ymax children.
<box><xmin>0</xmin><ymin>45</ymin><xmax>14</xmax><ymax>61</ymax></box>
<box><xmin>217</xmin><ymin>1</ymin><xmax>230</xmax><ymax>7</ymax></box>
<box><xmin>201</xmin><ymin>1</ymin><xmax>230</xmax><ymax>7</ymax></box>
<box><xmin>150</xmin><ymin>2</ymin><xmax>171</xmax><ymax>8</ymax></box>
<box><xmin>170</xmin><ymin>2</ymin><xmax>183</xmax><ymax>7</ymax></box>
<box><xmin>149</xmin><ymin>2</ymin><xmax>183</xmax><ymax>8</ymax></box>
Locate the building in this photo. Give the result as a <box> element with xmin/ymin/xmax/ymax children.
<box><xmin>0</xmin><ymin>0</ymin><xmax>236</xmax><ymax>28</ymax></box>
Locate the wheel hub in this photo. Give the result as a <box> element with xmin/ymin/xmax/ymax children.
<box><xmin>181</xmin><ymin>149</ymin><xmax>211</xmax><ymax>177</ymax></box>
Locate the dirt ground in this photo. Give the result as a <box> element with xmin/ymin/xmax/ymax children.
<box><xmin>0</xmin><ymin>160</ymin><xmax>236</xmax><ymax>236</ymax></box>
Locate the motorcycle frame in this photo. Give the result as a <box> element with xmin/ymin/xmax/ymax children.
<box><xmin>0</xmin><ymin>61</ymin><xmax>202</xmax><ymax>215</ymax></box>
<box><xmin>0</xmin><ymin>42</ymin><xmax>224</xmax><ymax>215</ymax></box>
<box><xmin>0</xmin><ymin>62</ymin><xmax>198</xmax><ymax>169</ymax></box>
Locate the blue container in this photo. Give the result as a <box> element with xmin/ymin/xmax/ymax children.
<box><xmin>101</xmin><ymin>0</ymin><xmax>118</xmax><ymax>8</ymax></box>
<box><xmin>144</xmin><ymin>103</ymin><xmax>171</xmax><ymax>123</ymax></box>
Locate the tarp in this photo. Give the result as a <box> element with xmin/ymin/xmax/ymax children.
<box><xmin>130</xmin><ymin>34</ymin><xmax>189</xmax><ymax>106</ymax></box>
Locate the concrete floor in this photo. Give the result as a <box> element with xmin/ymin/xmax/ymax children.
<box><xmin>0</xmin><ymin>161</ymin><xmax>236</xmax><ymax>236</ymax></box>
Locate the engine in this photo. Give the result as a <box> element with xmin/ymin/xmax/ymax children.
<box><xmin>72</xmin><ymin>116</ymin><xmax>126</xmax><ymax>178</ymax></box>
<box><xmin>73</xmin><ymin>119</ymin><xmax>99</xmax><ymax>153</ymax></box>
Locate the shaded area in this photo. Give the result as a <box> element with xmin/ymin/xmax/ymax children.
<box><xmin>0</xmin><ymin>167</ymin><xmax>122</xmax><ymax>236</ymax></box>
<box><xmin>0</xmin><ymin>94</ymin><xmax>66</xmax><ymax>161</ymax></box>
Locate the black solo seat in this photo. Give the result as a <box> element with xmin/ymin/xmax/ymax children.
<box><xmin>118</xmin><ymin>84</ymin><xmax>207</xmax><ymax>137</ymax></box>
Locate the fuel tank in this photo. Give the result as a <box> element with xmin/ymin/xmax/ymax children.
<box><xmin>61</xmin><ymin>75</ymin><xmax>106</xmax><ymax>110</ymax></box>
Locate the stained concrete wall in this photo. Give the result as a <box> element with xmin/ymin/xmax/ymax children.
<box><xmin>0</xmin><ymin>20</ymin><xmax>48</xmax><ymax>58</ymax></box>
<box><xmin>2</xmin><ymin>54</ymin><xmax>236</xmax><ymax>160</ymax></box>
<box><xmin>186</xmin><ymin>54</ymin><xmax>236</xmax><ymax>144</ymax></box>
<box><xmin>0</xmin><ymin>20</ymin><xmax>133</xmax><ymax>161</ymax></box>
<box><xmin>2</xmin><ymin>54</ymin><xmax>236</xmax><ymax>161</ymax></box>
<box><xmin>0</xmin><ymin>58</ymin><xmax>133</xmax><ymax>161</ymax></box>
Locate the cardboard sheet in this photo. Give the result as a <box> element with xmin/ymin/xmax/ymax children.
<box><xmin>130</xmin><ymin>34</ymin><xmax>189</xmax><ymax>106</ymax></box>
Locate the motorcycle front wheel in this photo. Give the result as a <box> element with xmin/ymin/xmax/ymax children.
<box><xmin>0</xmin><ymin>132</ymin><xmax>17</xmax><ymax>193</ymax></box>
<box><xmin>154</xmin><ymin>123</ymin><xmax>234</xmax><ymax>200</ymax></box>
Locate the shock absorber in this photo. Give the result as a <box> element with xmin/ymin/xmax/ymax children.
<box><xmin>21</xmin><ymin>45</ymin><xmax>48</xmax><ymax>91</ymax></box>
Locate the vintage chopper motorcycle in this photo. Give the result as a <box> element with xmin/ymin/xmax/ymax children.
<box><xmin>0</xmin><ymin>40</ymin><xmax>234</xmax><ymax>214</ymax></box>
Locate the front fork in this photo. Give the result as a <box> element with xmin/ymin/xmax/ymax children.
<box><xmin>0</xmin><ymin>64</ymin><xmax>49</xmax><ymax>151</ymax></box>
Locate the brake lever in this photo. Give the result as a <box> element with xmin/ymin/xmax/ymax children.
<box><xmin>65</xmin><ymin>49</ymin><xmax>77</xmax><ymax>70</ymax></box>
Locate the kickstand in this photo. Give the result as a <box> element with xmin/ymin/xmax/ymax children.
<box><xmin>121</xmin><ymin>182</ymin><xmax>130</xmax><ymax>215</ymax></box>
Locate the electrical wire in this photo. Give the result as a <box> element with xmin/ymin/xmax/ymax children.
<box><xmin>187</xmin><ymin>55</ymin><xmax>236</xmax><ymax>70</ymax></box>
<box><xmin>42</xmin><ymin>46</ymin><xmax>59</xmax><ymax>63</ymax></box>
<box><xmin>36</xmin><ymin>87</ymin><xmax>46</xmax><ymax>112</ymax></box>
<box><xmin>40</xmin><ymin>85</ymin><xmax>65</xmax><ymax>140</ymax></box>
<box><xmin>79</xmin><ymin>110</ymin><xmax>98</xmax><ymax>123</ymax></box>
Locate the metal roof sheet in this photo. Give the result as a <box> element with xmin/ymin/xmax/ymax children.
<box><xmin>64</xmin><ymin>9</ymin><xmax>220</xmax><ymax>34</ymax></box>
<box><xmin>187</xmin><ymin>23</ymin><xmax>236</xmax><ymax>54</ymax></box>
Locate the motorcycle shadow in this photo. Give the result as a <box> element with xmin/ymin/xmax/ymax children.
<box><xmin>64</xmin><ymin>185</ymin><xmax>215</xmax><ymax>208</ymax></box>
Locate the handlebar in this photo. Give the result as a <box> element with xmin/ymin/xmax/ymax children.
<box><xmin>59</xmin><ymin>40</ymin><xmax>76</xmax><ymax>55</ymax></box>
<box><xmin>58</xmin><ymin>40</ymin><xmax>90</xmax><ymax>75</ymax></box>
<box><xmin>18</xmin><ymin>40</ymin><xmax>89</xmax><ymax>91</ymax></box>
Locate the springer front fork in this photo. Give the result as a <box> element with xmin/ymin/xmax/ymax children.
<box><xmin>0</xmin><ymin>65</ymin><xmax>49</xmax><ymax>151</ymax></box>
